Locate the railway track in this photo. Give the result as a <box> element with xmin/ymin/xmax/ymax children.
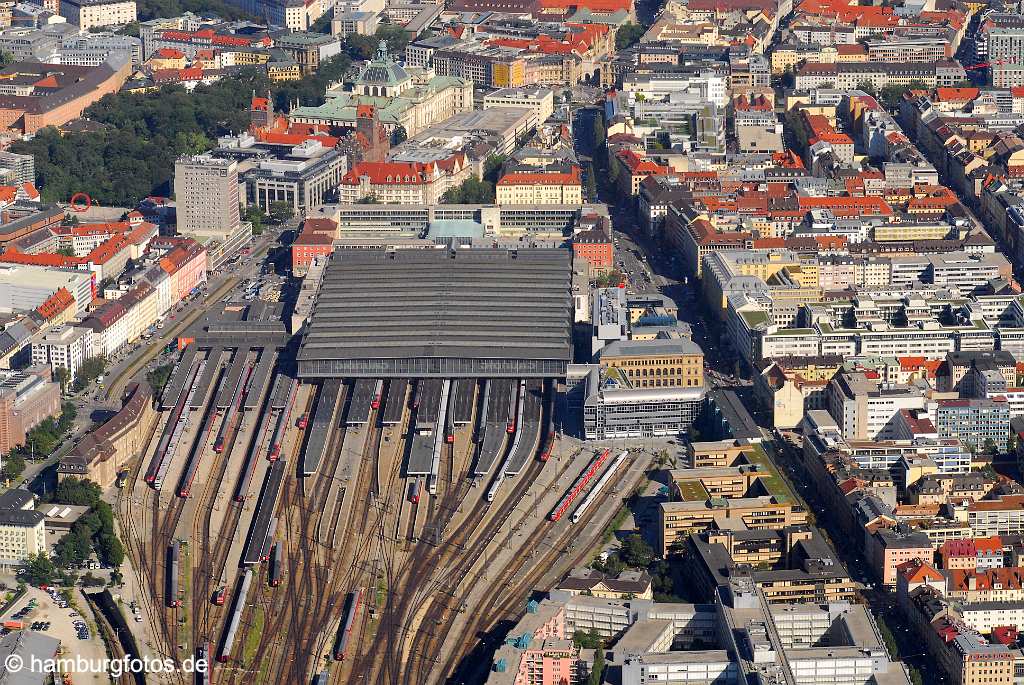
<box><xmin>434</xmin><ymin>452</ymin><xmax>644</xmax><ymax>683</ymax></box>
<box><xmin>359</xmin><ymin>433</ymin><xmax>543</xmax><ymax>684</ymax></box>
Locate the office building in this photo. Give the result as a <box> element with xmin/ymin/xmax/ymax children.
<box><xmin>0</xmin><ymin>489</ymin><xmax>45</xmax><ymax>569</ymax></box>
<box><xmin>31</xmin><ymin>324</ymin><xmax>91</xmax><ymax>383</ymax></box>
<box><xmin>0</xmin><ymin>365</ymin><xmax>60</xmax><ymax>455</ymax></box>
<box><xmin>935</xmin><ymin>398</ymin><xmax>1011</xmax><ymax>452</ymax></box>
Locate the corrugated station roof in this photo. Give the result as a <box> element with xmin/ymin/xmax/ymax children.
<box><xmin>297</xmin><ymin>249</ymin><xmax>571</xmax><ymax>378</ymax></box>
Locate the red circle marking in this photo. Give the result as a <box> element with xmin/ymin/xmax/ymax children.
<box><xmin>69</xmin><ymin>193</ymin><xmax>92</xmax><ymax>212</ymax></box>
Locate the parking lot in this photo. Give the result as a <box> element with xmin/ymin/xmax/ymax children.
<box><xmin>1</xmin><ymin>585</ymin><xmax>109</xmax><ymax>680</ymax></box>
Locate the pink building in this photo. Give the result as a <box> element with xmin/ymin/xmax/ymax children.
<box><xmin>491</xmin><ymin>601</ymin><xmax>582</xmax><ymax>685</ymax></box>
<box><xmin>512</xmin><ymin>641</ymin><xmax>579</xmax><ymax>685</ymax></box>
<box><xmin>159</xmin><ymin>237</ymin><xmax>207</xmax><ymax>303</ymax></box>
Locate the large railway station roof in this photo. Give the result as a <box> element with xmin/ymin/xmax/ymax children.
<box><xmin>297</xmin><ymin>248</ymin><xmax>572</xmax><ymax>378</ymax></box>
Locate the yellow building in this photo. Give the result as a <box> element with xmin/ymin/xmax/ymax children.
<box><xmin>659</xmin><ymin>497</ymin><xmax>808</xmax><ymax>555</ymax></box>
<box><xmin>492</xmin><ymin>59</ymin><xmax>526</xmax><ymax>88</ymax></box>
<box><xmin>874</xmin><ymin>223</ymin><xmax>951</xmax><ymax>242</ymax></box>
<box><xmin>0</xmin><ymin>489</ymin><xmax>45</xmax><ymax>569</ymax></box>
<box><xmin>686</xmin><ymin>440</ymin><xmax>751</xmax><ymax>468</ymax></box>
<box><xmin>554</xmin><ymin>568</ymin><xmax>654</xmax><ymax>600</ymax></box>
<box><xmin>268</xmin><ymin>62</ymin><xmax>302</xmax><ymax>81</ymax></box>
<box><xmin>58</xmin><ymin>383</ymin><xmax>157</xmax><ymax>489</ymax></box>
<box><xmin>597</xmin><ymin>338</ymin><xmax>704</xmax><ymax>389</ymax></box>
<box><xmin>495</xmin><ymin>169</ymin><xmax>583</xmax><ymax>205</ymax></box>
<box><xmin>147</xmin><ymin>48</ymin><xmax>186</xmax><ymax>70</ymax></box>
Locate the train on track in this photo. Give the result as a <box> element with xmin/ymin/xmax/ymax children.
<box><xmin>269</xmin><ymin>541</ymin><xmax>283</xmax><ymax>587</ymax></box>
<box><xmin>409</xmin><ymin>479</ymin><xmax>421</xmax><ymax>504</ymax></box>
<box><xmin>197</xmin><ymin>642</ymin><xmax>212</xmax><ymax>685</ymax></box>
<box><xmin>166</xmin><ymin>541</ymin><xmax>181</xmax><ymax>608</ymax></box>
<box><xmin>549</xmin><ymin>449</ymin><xmax>613</xmax><ymax>522</ymax></box>
<box><xmin>371</xmin><ymin>379</ymin><xmax>383</xmax><ymax>409</ymax></box>
<box><xmin>268</xmin><ymin>378</ymin><xmax>298</xmax><ymax>462</ymax></box>
<box><xmin>217</xmin><ymin>569</ymin><xmax>252</xmax><ymax>663</ymax></box>
<box><xmin>147</xmin><ymin>359</ymin><xmax>204</xmax><ymax>490</ymax></box>
<box><xmin>213</xmin><ymin>362</ymin><xmax>253</xmax><ymax>454</ymax></box>
<box><xmin>333</xmin><ymin>589</ymin><xmax>363</xmax><ymax>661</ymax></box>
<box><xmin>571</xmin><ymin>451</ymin><xmax>628</xmax><ymax>524</ymax></box>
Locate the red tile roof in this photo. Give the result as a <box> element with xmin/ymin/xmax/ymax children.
<box><xmin>35</xmin><ymin>287</ymin><xmax>74</xmax><ymax>320</ymax></box>
<box><xmin>154</xmin><ymin>47</ymin><xmax>185</xmax><ymax>59</ymax></box>
<box><xmin>897</xmin><ymin>558</ymin><xmax>944</xmax><ymax>583</ymax></box>
<box><xmin>498</xmin><ymin>168</ymin><xmax>581</xmax><ymax>185</ymax></box>
<box><xmin>797</xmin><ymin>195</ymin><xmax>893</xmax><ymax>215</ymax></box>
<box><xmin>341</xmin><ymin>155</ymin><xmax>466</xmax><ymax>186</ymax></box>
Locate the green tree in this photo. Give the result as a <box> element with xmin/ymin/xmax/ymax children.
<box><xmin>355</xmin><ymin>196</ymin><xmax>380</xmax><ymax>204</ymax></box>
<box><xmin>615</xmin><ymin>22</ymin><xmax>646</xmax><ymax>50</ymax></box>
<box><xmin>57</xmin><ymin>401</ymin><xmax>76</xmax><ymax>433</ymax></box>
<box><xmin>54</xmin><ymin>478</ymin><xmax>102</xmax><ymax>507</ymax></box>
<box><xmin>243</xmin><ymin>204</ymin><xmax>265</xmax><ymax>234</ymax></box>
<box><xmin>0</xmin><ymin>51</ymin><xmax>13</xmax><ymax>68</ymax></box>
<box><xmin>173</xmin><ymin>130</ymin><xmax>212</xmax><ymax>155</ymax></box>
<box><xmin>135</xmin><ymin>0</ymin><xmax>257</xmax><ymax>21</ymax></box>
<box><xmin>269</xmin><ymin>201</ymin><xmax>294</xmax><ymax>224</ymax></box>
<box><xmin>483</xmin><ymin>154</ymin><xmax>506</xmax><ymax>184</ymax></box>
<box><xmin>390</xmin><ymin>125</ymin><xmax>407</xmax><ymax>146</ymax></box>
<box><xmin>855</xmin><ymin>80</ymin><xmax>877</xmax><ymax>97</ymax></box>
<box><xmin>56</xmin><ymin>247</ymin><xmax>75</xmax><ymax>257</ymax></box>
<box><xmin>310</xmin><ymin>12</ymin><xmax>332</xmax><ymax>33</ymax></box>
<box><xmin>95</xmin><ymin>532</ymin><xmax>124</xmax><ymax>568</ymax></box>
<box><xmin>440</xmin><ymin>176</ymin><xmax>496</xmax><ymax>204</ymax></box>
<box><xmin>573</xmin><ymin>629</ymin><xmax>603</xmax><ymax>649</ymax></box>
<box><xmin>589</xmin><ymin>646</ymin><xmax>605</xmax><ymax>685</ymax></box>
<box><xmin>1</xmin><ymin>453</ymin><xmax>25</xmax><ymax>482</ymax></box>
<box><xmin>591</xmin><ymin>116</ymin><xmax>606</xmax><ymax>153</ymax></box>
<box><xmin>24</xmin><ymin>553</ymin><xmax>55</xmax><ymax>585</ymax></box>
<box><xmin>73</xmin><ymin>357</ymin><xmax>106</xmax><ymax>392</ymax></box>
<box><xmin>54</xmin><ymin>529</ymin><xmax>91</xmax><ymax>568</ymax></box>
<box><xmin>53</xmin><ymin>367</ymin><xmax>70</xmax><ymax>393</ymax></box>
<box><xmin>620</xmin><ymin>534</ymin><xmax>655</xmax><ymax>568</ymax></box>
<box><xmin>146</xmin><ymin>364</ymin><xmax>175</xmax><ymax>395</ymax></box>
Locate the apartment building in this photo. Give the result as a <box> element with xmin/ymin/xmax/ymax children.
<box><xmin>826</xmin><ymin>369</ymin><xmax>929</xmax><ymax>441</ymax></box>
<box><xmin>274</xmin><ymin>31</ymin><xmax>341</xmax><ymax>75</ymax></box>
<box><xmin>596</xmin><ymin>338</ymin><xmax>704</xmax><ymax>390</ymax></box>
<box><xmin>794</xmin><ymin>60</ymin><xmax>966</xmax><ymax>90</ymax></box>
<box><xmin>0</xmin><ymin>366</ymin><xmax>60</xmax><ymax>455</ymax></box>
<box><xmin>243</xmin><ymin>140</ymin><xmax>348</xmax><ymax>213</ymax></box>
<box><xmin>59</xmin><ymin>0</ymin><xmax>136</xmax><ymax>29</ymax></box>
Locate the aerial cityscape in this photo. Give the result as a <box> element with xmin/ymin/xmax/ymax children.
<box><xmin>0</xmin><ymin>0</ymin><xmax>1023</xmax><ymax>680</ymax></box>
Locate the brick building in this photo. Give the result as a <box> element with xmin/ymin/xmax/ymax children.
<box><xmin>571</xmin><ymin>227</ymin><xmax>614</xmax><ymax>278</ymax></box>
<box><xmin>0</xmin><ymin>365</ymin><xmax>60</xmax><ymax>455</ymax></box>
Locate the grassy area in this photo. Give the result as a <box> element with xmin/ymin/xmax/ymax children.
<box><xmin>675</xmin><ymin>479</ymin><xmax>709</xmax><ymax>501</ymax></box>
<box><xmin>243</xmin><ymin>604</ymin><xmax>265</xmax><ymax>664</ymax></box>
<box><xmin>743</xmin><ymin>444</ymin><xmax>797</xmax><ymax>503</ymax></box>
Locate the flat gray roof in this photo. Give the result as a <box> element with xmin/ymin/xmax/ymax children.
<box><xmin>297</xmin><ymin>249</ymin><xmax>572</xmax><ymax>378</ymax></box>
